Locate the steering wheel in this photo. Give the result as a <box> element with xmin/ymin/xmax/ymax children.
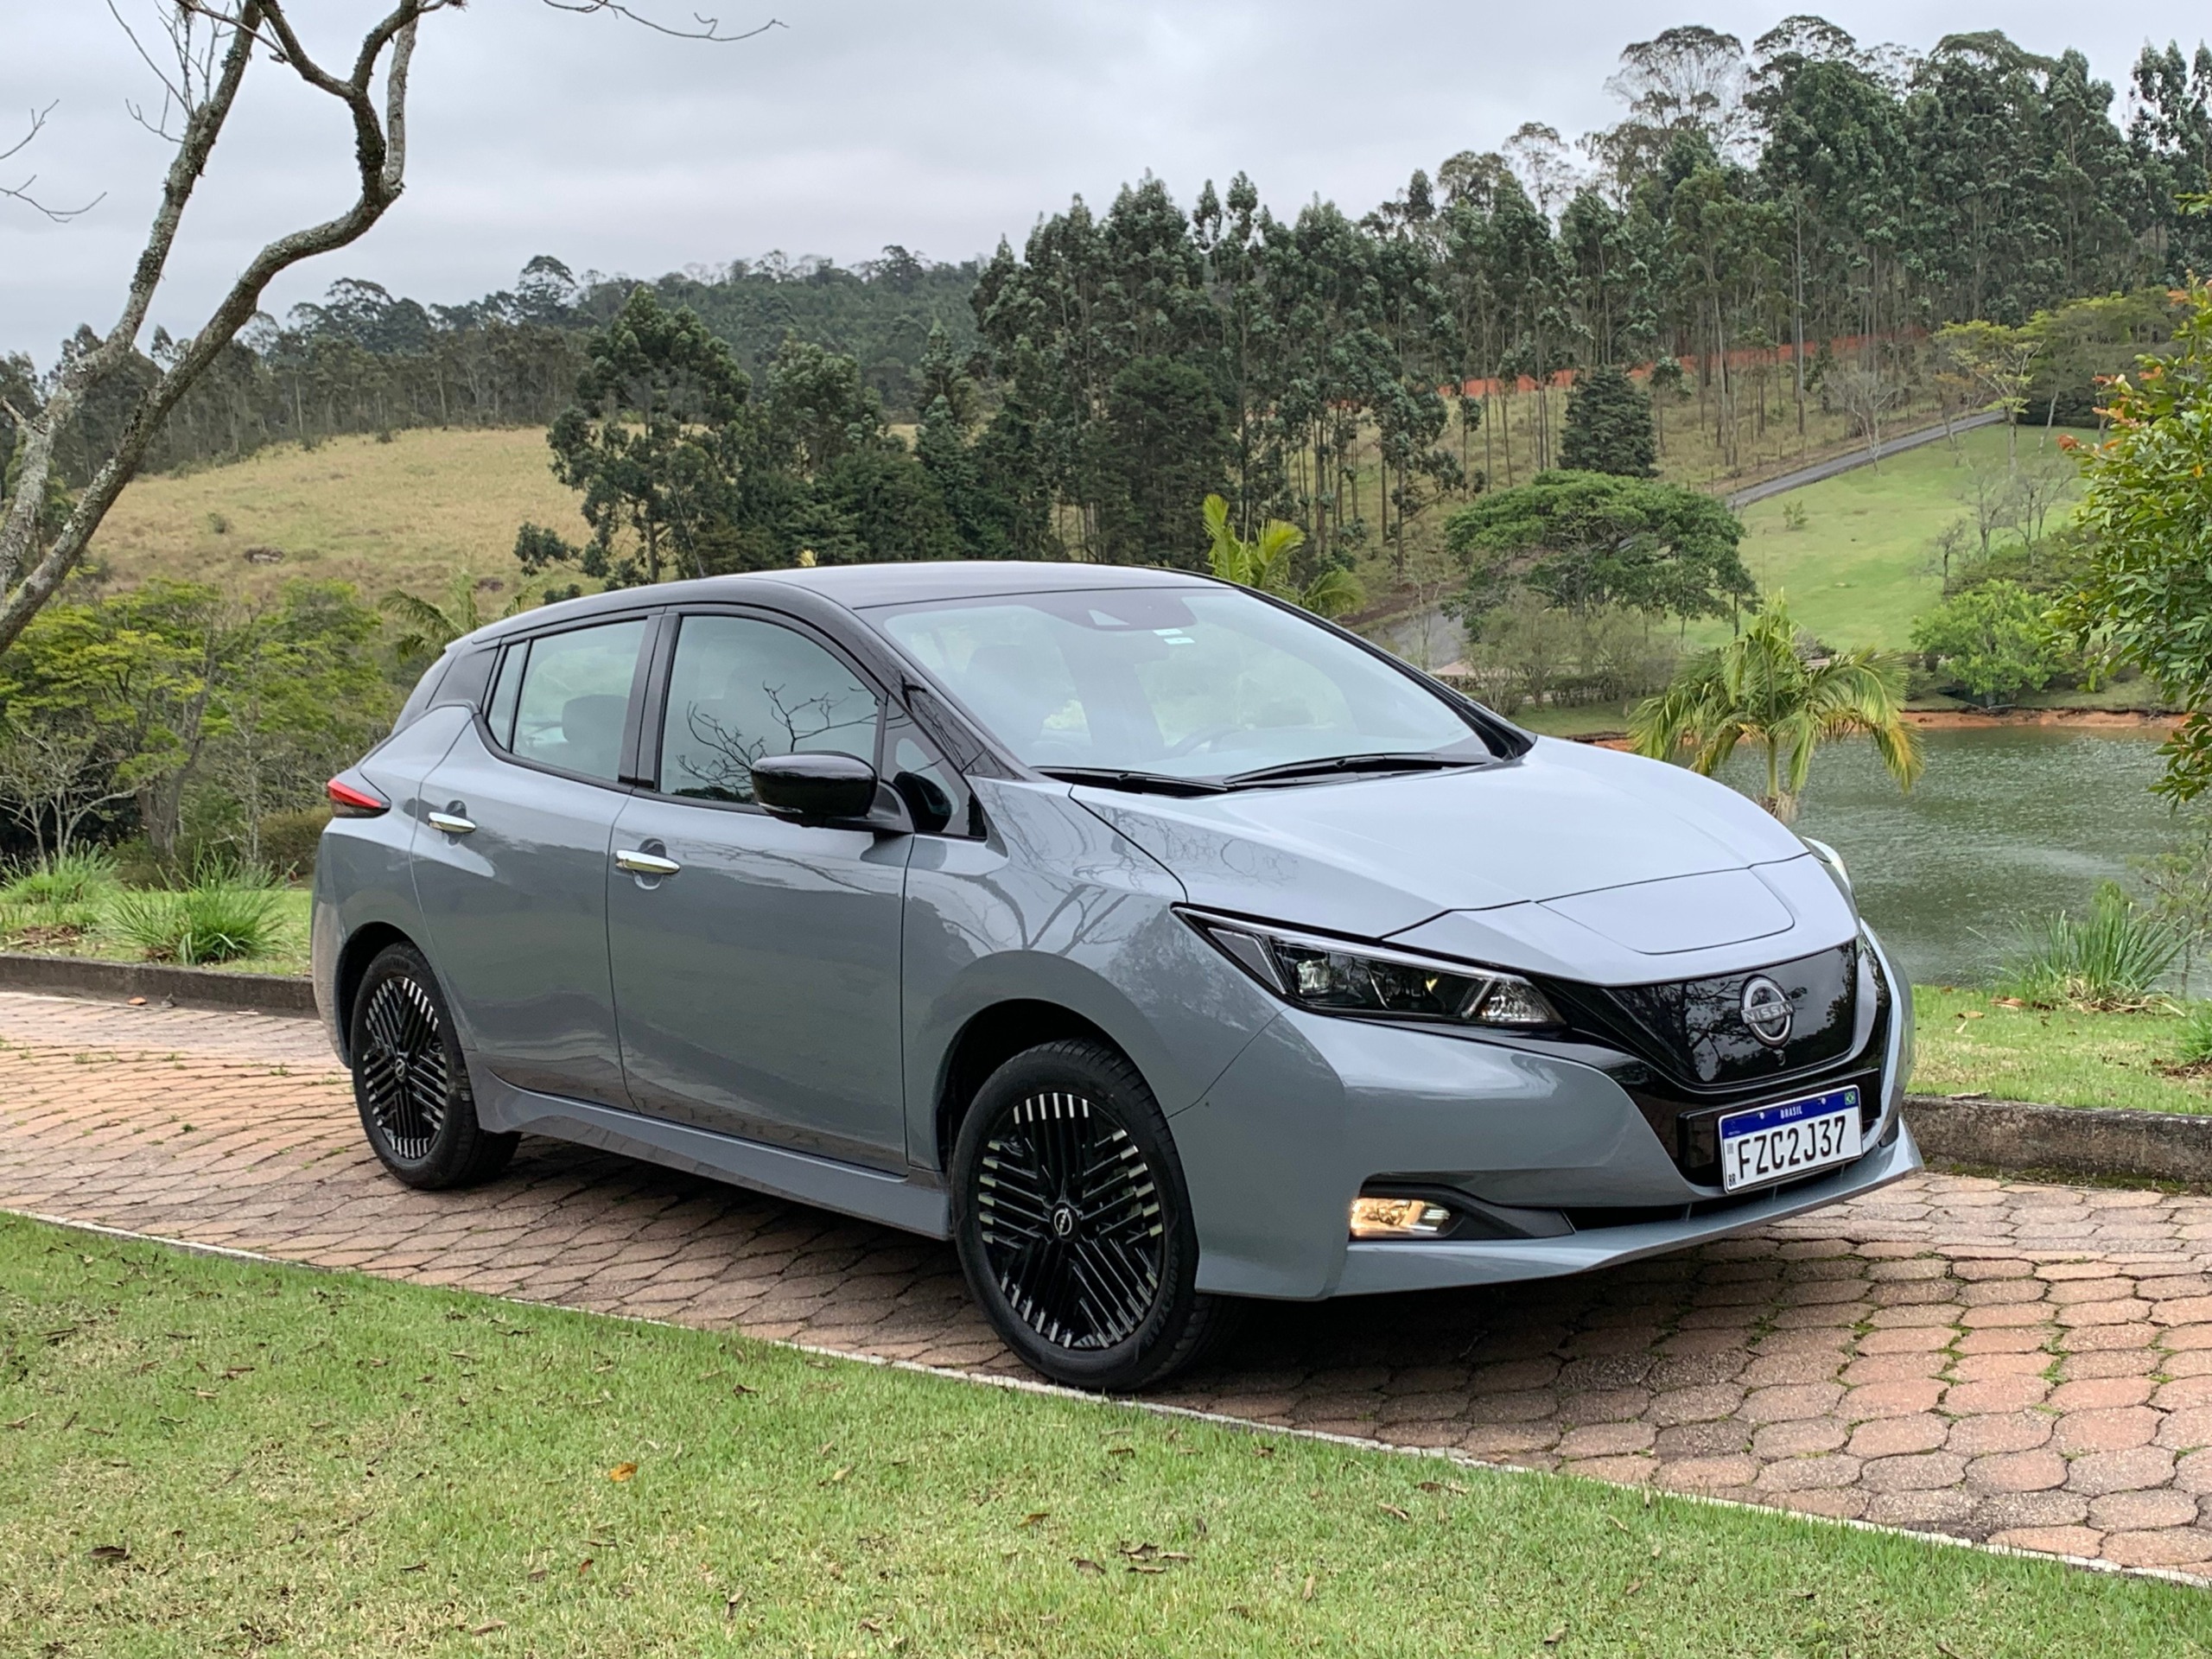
<box><xmin>1160</xmin><ymin>723</ymin><xmax>1243</xmax><ymax>760</ymax></box>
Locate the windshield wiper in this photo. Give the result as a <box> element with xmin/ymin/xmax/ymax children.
<box><xmin>1220</xmin><ymin>752</ymin><xmax>1493</xmax><ymax>789</ymax></box>
<box><xmin>1037</xmin><ymin>766</ymin><xmax>1228</xmax><ymax>798</ymax></box>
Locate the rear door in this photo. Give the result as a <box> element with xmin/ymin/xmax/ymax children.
<box><xmin>606</xmin><ymin>607</ymin><xmax>912</xmax><ymax>1166</ymax></box>
<box><xmin>413</xmin><ymin>613</ymin><xmax>654</xmax><ymax>1106</ymax></box>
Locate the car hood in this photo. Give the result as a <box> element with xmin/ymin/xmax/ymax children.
<box><xmin>1074</xmin><ymin>737</ymin><xmax>1855</xmax><ymax>983</ymax></box>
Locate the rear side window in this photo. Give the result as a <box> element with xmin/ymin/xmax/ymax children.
<box><xmin>658</xmin><ymin>614</ymin><xmax>880</xmax><ymax>804</ymax></box>
<box><xmin>500</xmin><ymin>619</ymin><xmax>647</xmax><ymax>783</ymax></box>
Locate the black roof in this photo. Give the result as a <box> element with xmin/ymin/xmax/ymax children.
<box><xmin>461</xmin><ymin>562</ymin><xmax>1217</xmax><ymax>646</ymax></box>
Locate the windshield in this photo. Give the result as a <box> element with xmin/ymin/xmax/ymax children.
<box><xmin>868</xmin><ymin>585</ymin><xmax>1485</xmax><ymax>780</ymax></box>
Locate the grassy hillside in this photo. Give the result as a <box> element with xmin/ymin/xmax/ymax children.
<box><xmin>1720</xmin><ymin>423</ymin><xmax>2079</xmax><ymax>652</ymax></box>
<box><xmin>85</xmin><ymin>428</ymin><xmax>577</xmax><ymax>604</ymax></box>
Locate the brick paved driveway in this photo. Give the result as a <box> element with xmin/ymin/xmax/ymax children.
<box><xmin>5</xmin><ymin>990</ymin><xmax>2212</xmax><ymax>1579</ymax></box>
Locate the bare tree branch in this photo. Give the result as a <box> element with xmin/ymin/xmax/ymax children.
<box><xmin>0</xmin><ymin>0</ymin><xmax>777</xmax><ymax>659</ymax></box>
<box><xmin>0</xmin><ymin>105</ymin><xmax>105</xmax><ymax>223</ymax></box>
<box><xmin>540</xmin><ymin>0</ymin><xmax>783</xmax><ymax>42</ymax></box>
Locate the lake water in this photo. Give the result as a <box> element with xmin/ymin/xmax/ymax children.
<box><xmin>1713</xmin><ymin>725</ymin><xmax>2179</xmax><ymax>989</ymax></box>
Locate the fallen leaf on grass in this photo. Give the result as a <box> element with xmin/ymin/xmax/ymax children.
<box><xmin>1018</xmin><ymin>1511</ymin><xmax>1050</xmax><ymax>1528</ymax></box>
<box><xmin>1301</xmin><ymin>1573</ymin><xmax>1316</xmax><ymax>1601</ymax></box>
<box><xmin>607</xmin><ymin>1463</ymin><xmax>638</xmax><ymax>1483</ymax></box>
<box><xmin>1251</xmin><ymin>1444</ymin><xmax>1274</xmax><ymax>1459</ymax></box>
<box><xmin>1415</xmin><ymin>1479</ymin><xmax>1468</xmax><ymax>1496</ymax></box>
<box><xmin>3</xmin><ymin>1414</ymin><xmax>33</xmax><ymax>1430</ymax></box>
<box><xmin>1624</xmin><ymin>1578</ymin><xmax>1645</xmax><ymax>1597</ymax></box>
<box><xmin>819</xmin><ymin>1465</ymin><xmax>852</xmax><ymax>1486</ymax></box>
<box><xmin>731</xmin><ymin>1382</ymin><xmax>757</xmax><ymax>1397</ymax></box>
<box><xmin>1378</xmin><ymin>1503</ymin><xmax>1412</xmax><ymax>1522</ymax></box>
<box><xmin>1544</xmin><ymin>1626</ymin><xmax>1567</xmax><ymax>1646</ymax></box>
<box><xmin>724</xmin><ymin>1592</ymin><xmax>743</xmax><ymax>1621</ymax></box>
<box><xmin>400</xmin><ymin>1560</ymin><xmax>429</xmax><ymax>1573</ymax></box>
<box><xmin>1071</xmin><ymin>1557</ymin><xmax>1105</xmax><ymax>1576</ymax></box>
<box><xmin>466</xmin><ymin>1621</ymin><xmax>505</xmax><ymax>1637</ymax></box>
<box><xmin>527</xmin><ymin>1568</ymin><xmax>546</xmax><ymax>1582</ymax></box>
<box><xmin>87</xmin><ymin>1545</ymin><xmax>130</xmax><ymax>1563</ymax></box>
<box><xmin>577</xmin><ymin>1558</ymin><xmax>593</xmax><ymax>1576</ymax></box>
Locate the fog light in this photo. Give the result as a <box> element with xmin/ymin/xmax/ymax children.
<box><xmin>1349</xmin><ymin>1198</ymin><xmax>1453</xmax><ymax>1239</ymax></box>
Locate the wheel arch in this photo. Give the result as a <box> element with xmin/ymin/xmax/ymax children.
<box><xmin>932</xmin><ymin>1000</ymin><xmax>1132</xmax><ymax>1174</ymax></box>
<box><xmin>330</xmin><ymin>920</ymin><xmax>418</xmax><ymax>1065</ymax></box>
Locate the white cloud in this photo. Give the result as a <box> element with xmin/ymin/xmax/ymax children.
<box><xmin>0</xmin><ymin>0</ymin><xmax>2196</xmax><ymax>361</ymax></box>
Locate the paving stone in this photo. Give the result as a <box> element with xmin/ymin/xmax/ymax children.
<box><xmin>6</xmin><ymin>990</ymin><xmax>2212</xmax><ymax>1584</ymax></box>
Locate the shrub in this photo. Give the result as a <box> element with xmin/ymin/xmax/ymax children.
<box><xmin>1</xmin><ymin>849</ymin><xmax>119</xmax><ymax>907</ymax></box>
<box><xmin>257</xmin><ymin>808</ymin><xmax>332</xmax><ymax>880</ymax></box>
<box><xmin>108</xmin><ymin>880</ymin><xmax>285</xmax><ymax>966</ymax></box>
<box><xmin>2177</xmin><ymin>1001</ymin><xmax>2212</xmax><ymax>1068</ymax></box>
<box><xmin>1999</xmin><ymin>882</ymin><xmax>2185</xmax><ymax>1009</ymax></box>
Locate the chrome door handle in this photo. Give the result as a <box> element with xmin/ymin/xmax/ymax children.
<box><xmin>427</xmin><ymin>810</ymin><xmax>476</xmax><ymax>836</ymax></box>
<box><xmin>614</xmin><ymin>848</ymin><xmax>682</xmax><ymax>877</ymax></box>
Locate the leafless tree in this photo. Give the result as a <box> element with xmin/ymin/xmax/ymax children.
<box><xmin>1826</xmin><ymin>365</ymin><xmax>1902</xmax><ymax>465</ymax></box>
<box><xmin>0</xmin><ymin>1</ymin><xmax>774</xmax><ymax>660</ymax></box>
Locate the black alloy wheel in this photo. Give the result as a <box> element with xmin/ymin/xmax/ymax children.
<box><xmin>349</xmin><ymin>943</ymin><xmax>516</xmax><ymax>1190</ymax></box>
<box><xmin>952</xmin><ymin>1039</ymin><xmax>1230</xmax><ymax>1390</ymax></box>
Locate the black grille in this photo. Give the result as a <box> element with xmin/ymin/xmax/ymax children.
<box><xmin>1549</xmin><ymin>944</ymin><xmax>1859</xmax><ymax>1089</ymax></box>
<box><xmin>1538</xmin><ymin>943</ymin><xmax>1888</xmax><ymax>1187</ymax></box>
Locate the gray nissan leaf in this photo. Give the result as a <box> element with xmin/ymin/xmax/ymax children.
<box><xmin>313</xmin><ymin>563</ymin><xmax>1919</xmax><ymax>1389</ymax></box>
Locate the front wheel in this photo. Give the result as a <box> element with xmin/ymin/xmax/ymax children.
<box><xmin>950</xmin><ymin>1039</ymin><xmax>1232</xmax><ymax>1391</ymax></box>
<box><xmin>350</xmin><ymin>943</ymin><xmax>516</xmax><ymax>1190</ymax></box>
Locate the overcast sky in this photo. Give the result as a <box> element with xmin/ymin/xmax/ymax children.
<box><xmin>2</xmin><ymin>1</ymin><xmax>2202</xmax><ymax>362</ymax></box>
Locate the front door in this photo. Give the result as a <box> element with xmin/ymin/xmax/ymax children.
<box><xmin>413</xmin><ymin>613</ymin><xmax>651</xmax><ymax>1106</ymax></box>
<box><xmin>607</xmin><ymin>610</ymin><xmax>911</xmax><ymax>1166</ymax></box>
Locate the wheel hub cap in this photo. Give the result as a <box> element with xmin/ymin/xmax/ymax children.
<box><xmin>976</xmin><ymin>1090</ymin><xmax>1165</xmax><ymax>1353</ymax></box>
<box><xmin>357</xmin><ymin>976</ymin><xmax>448</xmax><ymax>1162</ymax></box>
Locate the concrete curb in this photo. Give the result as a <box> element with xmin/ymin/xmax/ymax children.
<box><xmin>0</xmin><ymin>952</ymin><xmax>315</xmax><ymax>1016</ymax></box>
<box><xmin>1906</xmin><ymin>1092</ymin><xmax>2212</xmax><ymax>1187</ymax></box>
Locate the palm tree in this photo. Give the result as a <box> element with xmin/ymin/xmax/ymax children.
<box><xmin>379</xmin><ymin>572</ymin><xmax>524</xmax><ymax>660</ymax></box>
<box><xmin>1630</xmin><ymin>594</ymin><xmax>1922</xmax><ymax>822</ymax></box>
<box><xmin>1202</xmin><ymin>495</ymin><xmax>1363</xmax><ymax>620</ymax></box>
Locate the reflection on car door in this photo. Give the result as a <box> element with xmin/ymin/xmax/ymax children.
<box><xmin>414</xmin><ymin>615</ymin><xmax>650</xmax><ymax>1105</ymax></box>
<box><xmin>607</xmin><ymin>610</ymin><xmax>911</xmax><ymax>1166</ymax></box>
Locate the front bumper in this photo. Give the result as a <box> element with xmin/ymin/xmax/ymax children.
<box><xmin>1332</xmin><ymin>1116</ymin><xmax>1916</xmax><ymax>1294</ymax></box>
<box><xmin>1171</xmin><ymin>929</ymin><xmax>1919</xmax><ymax>1300</ymax></box>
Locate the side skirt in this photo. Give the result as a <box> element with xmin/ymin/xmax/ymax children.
<box><xmin>473</xmin><ymin>1070</ymin><xmax>949</xmax><ymax>1240</ymax></box>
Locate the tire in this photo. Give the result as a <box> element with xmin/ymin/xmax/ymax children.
<box><xmin>349</xmin><ymin>943</ymin><xmax>516</xmax><ymax>1190</ymax></box>
<box><xmin>950</xmin><ymin>1039</ymin><xmax>1234</xmax><ymax>1391</ymax></box>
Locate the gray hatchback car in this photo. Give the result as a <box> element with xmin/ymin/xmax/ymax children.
<box><xmin>314</xmin><ymin>563</ymin><xmax>1919</xmax><ymax>1389</ymax></box>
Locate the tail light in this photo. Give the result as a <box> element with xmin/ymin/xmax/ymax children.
<box><xmin>327</xmin><ymin>777</ymin><xmax>389</xmax><ymax>818</ymax></box>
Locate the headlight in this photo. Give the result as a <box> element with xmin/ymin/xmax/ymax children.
<box><xmin>1184</xmin><ymin>912</ymin><xmax>1562</xmax><ymax>1030</ymax></box>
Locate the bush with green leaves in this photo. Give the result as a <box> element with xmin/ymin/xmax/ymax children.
<box><xmin>0</xmin><ymin>849</ymin><xmax>118</xmax><ymax>908</ymax></box>
<box><xmin>2176</xmin><ymin>1001</ymin><xmax>2212</xmax><ymax>1068</ymax></box>
<box><xmin>1910</xmin><ymin>580</ymin><xmax>2069</xmax><ymax>708</ymax></box>
<box><xmin>1999</xmin><ymin>881</ymin><xmax>2184</xmax><ymax>1009</ymax></box>
<box><xmin>107</xmin><ymin>875</ymin><xmax>284</xmax><ymax>967</ymax></box>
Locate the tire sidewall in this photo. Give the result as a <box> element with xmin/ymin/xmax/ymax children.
<box><xmin>350</xmin><ymin>944</ymin><xmax>483</xmax><ymax>1188</ymax></box>
<box><xmin>950</xmin><ymin>1041</ymin><xmax>1203</xmax><ymax>1391</ymax></box>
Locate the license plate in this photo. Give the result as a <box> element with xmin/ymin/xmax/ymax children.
<box><xmin>1717</xmin><ymin>1087</ymin><xmax>1863</xmax><ymax>1192</ymax></box>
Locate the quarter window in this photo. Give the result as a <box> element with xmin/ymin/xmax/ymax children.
<box><xmin>503</xmin><ymin>619</ymin><xmax>647</xmax><ymax>782</ymax></box>
<box><xmin>658</xmin><ymin>614</ymin><xmax>880</xmax><ymax>804</ymax></box>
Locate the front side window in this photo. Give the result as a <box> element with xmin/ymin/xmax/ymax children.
<box><xmin>504</xmin><ymin>618</ymin><xmax>647</xmax><ymax>782</ymax></box>
<box><xmin>658</xmin><ymin>614</ymin><xmax>880</xmax><ymax>804</ymax></box>
<box><xmin>870</xmin><ymin>586</ymin><xmax>1479</xmax><ymax>780</ymax></box>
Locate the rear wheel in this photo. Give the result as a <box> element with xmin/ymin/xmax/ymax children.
<box><xmin>350</xmin><ymin>943</ymin><xmax>515</xmax><ymax>1190</ymax></box>
<box><xmin>950</xmin><ymin>1039</ymin><xmax>1232</xmax><ymax>1391</ymax></box>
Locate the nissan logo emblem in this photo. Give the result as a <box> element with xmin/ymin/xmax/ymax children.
<box><xmin>1740</xmin><ymin>976</ymin><xmax>1794</xmax><ymax>1046</ymax></box>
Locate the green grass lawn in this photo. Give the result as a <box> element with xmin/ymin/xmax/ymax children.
<box><xmin>1911</xmin><ymin>986</ymin><xmax>2212</xmax><ymax>1115</ymax></box>
<box><xmin>1719</xmin><ymin>424</ymin><xmax>2078</xmax><ymax>654</ymax></box>
<box><xmin>3</xmin><ymin>1215</ymin><xmax>2204</xmax><ymax>1656</ymax></box>
<box><xmin>0</xmin><ymin>885</ymin><xmax>310</xmax><ymax>977</ymax></box>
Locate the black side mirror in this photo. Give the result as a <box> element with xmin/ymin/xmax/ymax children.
<box><xmin>751</xmin><ymin>752</ymin><xmax>880</xmax><ymax>823</ymax></box>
